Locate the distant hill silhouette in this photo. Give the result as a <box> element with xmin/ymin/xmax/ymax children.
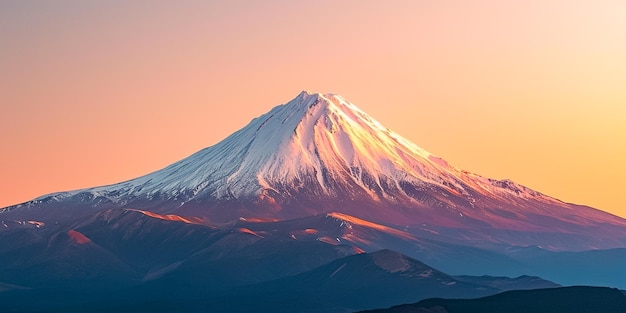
<box><xmin>361</xmin><ymin>286</ymin><xmax>626</xmax><ymax>313</ymax></box>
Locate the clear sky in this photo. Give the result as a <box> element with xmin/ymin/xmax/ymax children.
<box><xmin>1</xmin><ymin>1</ymin><xmax>625</xmax><ymax>217</ymax></box>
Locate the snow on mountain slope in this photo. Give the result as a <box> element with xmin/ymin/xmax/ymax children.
<box><xmin>25</xmin><ymin>91</ymin><xmax>456</xmax><ymax>200</ymax></box>
<box><xmin>2</xmin><ymin>91</ymin><xmax>626</xmax><ymax>249</ymax></box>
<box><xmin>5</xmin><ymin>92</ymin><xmax>556</xmax><ymax>204</ymax></box>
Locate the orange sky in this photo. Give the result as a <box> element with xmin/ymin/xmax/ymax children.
<box><xmin>1</xmin><ymin>1</ymin><xmax>625</xmax><ymax>217</ymax></box>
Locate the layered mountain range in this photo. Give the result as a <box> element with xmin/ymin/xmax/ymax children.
<box><xmin>1</xmin><ymin>91</ymin><xmax>625</xmax><ymax>312</ymax></box>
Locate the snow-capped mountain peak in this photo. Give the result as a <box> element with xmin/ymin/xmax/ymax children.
<box><xmin>12</xmin><ymin>92</ymin><xmax>599</xmax><ymax>211</ymax></box>
<box><xmin>5</xmin><ymin>91</ymin><xmax>626</xmax><ymax>250</ymax></box>
<box><xmin>33</xmin><ymin>91</ymin><xmax>454</xmax><ymax>203</ymax></box>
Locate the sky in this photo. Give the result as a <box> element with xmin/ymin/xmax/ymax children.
<box><xmin>1</xmin><ymin>0</ymin><xmax>625</xmax><ymax>218</ymax></box>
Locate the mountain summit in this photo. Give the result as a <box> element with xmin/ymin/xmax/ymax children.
<box><xmin>2</xmin><ymin>91</ymin><xmax>626</xmax><ymax>250</ymax></box>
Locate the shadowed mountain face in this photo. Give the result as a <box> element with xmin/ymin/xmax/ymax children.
<box><xmin>0</xmin><ymin>209</ymin><xmax>522</xmax><ymax>289</ymax></box>
<box><xmin>0</xmin><ymin>209</ymin><xmax>359</xmax><ymax>290</ymax></box>
<box><xmin>0</xmin><ymin>247</ymin><xmax>560</xmax><ymax>313</ymax></box>
<box><xmin>360</xmin><ymin>286</ymin><xmax>626</xmax><ymax>313</ymax></box>
<box><xmin>1</xmin><ymin>91</ymin><xmax>626</xmax><ymax>312</ymax></box>
<box><xmin>178</xmin><ymin>249</ymin><xmax>503</xmax><ymax>313</ymax></box>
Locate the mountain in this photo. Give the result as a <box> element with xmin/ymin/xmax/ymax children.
<box><xmin>2</xmin><ymin>91</ymin><xmax>626</xmax><ymax>251</ymax></box>
<box><xmin>451</xmin><ymin>275</ymin><xmax>560</xmax><ymax>291</ymax></box>
<box><xmin>0</xmin><ymin>208</ymin><xmax>357</xmax><ymax>291</ymax></box>
<box><xmin>1</xmin><ymin>90</ymin><xmax>626</xmax><ymax>311</ymax></box>
<box><xmin>155</xmin><ymin>249</ymin><xmax>502</xmax><ymax>313</ymax></box>
<box><xmin>0</xmin><ymin>249</ymin><xmax>560</xmax><ymax>313</ymax></box>
<box><xmin>360</xmin><ymin>286</ymin><xmax>626</xmax><ymax>313</ymax></box>
<box><xmin>208</xmin><ymin>249</ymin><xmax>514</xmax><ymax>313</ymax></box>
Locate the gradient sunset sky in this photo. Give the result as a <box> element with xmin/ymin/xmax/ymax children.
<box><xmin>1</xmin><ymin>1</ymin><xmax>625</xmax><ymax>217</ymax></box>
